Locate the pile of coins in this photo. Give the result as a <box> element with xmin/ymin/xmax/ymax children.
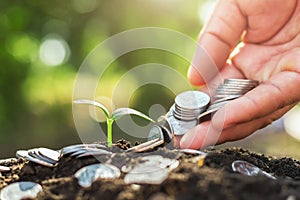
<box><xmin>16</xmin><ymin>148</ymin><xmax>61</xmax><ymax>167</ymax></box>
<box><xmin>173</xmin><ymin>91</ymin><xmax>210</xmax><ymax>121</ymax></box>
<box><xmin>198</xmin><ymin>79</ymin><xmax>259</xmax><ymax>122</ymax></box>
<box><xmin>61</xmin><ymin>144</ymin><xmax>112</xmax><ymax>158</ymax></box>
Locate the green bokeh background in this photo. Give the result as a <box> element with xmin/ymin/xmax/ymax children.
<box><xmin>1</xmin><ymin>0</ymin><xmax>299</xmax><ymax>159</ymax></box>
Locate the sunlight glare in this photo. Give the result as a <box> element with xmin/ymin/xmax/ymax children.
<box><xmin>39</xmin><ymin>35</ymin><xmax>70</xmax><ymax>67</ymax></box>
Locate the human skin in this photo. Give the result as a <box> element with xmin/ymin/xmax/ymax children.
<box><xmin>180</xmin><ymin>0</ymin><xmax>300</xmax><ymax>149</ymax></box>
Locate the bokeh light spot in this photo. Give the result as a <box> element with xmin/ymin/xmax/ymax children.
<box><xmin>6</xmin><ymin>32</ymin><xmax>39</xmax><ymax>63</ymax></box>
<box><xmin>39</xmin><ymin>35</ymin><xmax>70</xmax><ymax>67</ymax></box>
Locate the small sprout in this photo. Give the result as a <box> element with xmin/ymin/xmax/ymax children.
<box><xmin>73</xmin><ymin>99</ymin><xmax>154</xmax><ymax>147</ymax></box>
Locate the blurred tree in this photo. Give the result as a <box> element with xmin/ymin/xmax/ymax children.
<box><xmin>0</xmin><ymin>0</ymin><xmax>203</xmax><ymax>157</ymax></box>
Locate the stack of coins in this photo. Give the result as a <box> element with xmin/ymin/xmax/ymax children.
<box><xmin>173</xmin><ymin>91</ymin><xmax>210</xmax><ymax>121</ymax></box>
<box><xmin>146</xmin><ymin>79</ymin><xmax>259</xmax><ymax>148</ymax></box>
<box><xmin>198</xmin><ymin>78</ymin><xmax>259</xmax><ymax>122</ymax></box>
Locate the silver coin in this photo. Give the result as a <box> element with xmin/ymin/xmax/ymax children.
<box><xmin>213</xmin><ymin>94</ymin><xmax>242</xmax><ymax>99</ymax></box>
<box><xmin>147</xmin><ymin>125</ymin><xmax>165</xmax><ymax>142</ymax></box>
<box><xmin>223</xmin><ymin>79</ymin><xmax>257</xmax><ymax>84</ymax></box>
<box><xmin>173</xmin><ymin>111</ymin><xmax>199</xmax><ymax>121</ymax></box>
<box><xmin>174</xmin><ymin>109</ymin><xmax>204</xmax><ymax>115</ymax></box>
<box><xmin>168</xmin><ymin>115</ymin><xmax>197</xmax><ymax>136</ymax></box>
<box><xmin>38</xmin><ymin>148</ymin><xmax>61</xmax><ymax>162</ymax></box>
<box><xmin>232</xmin><ymin>160</ymin><xmax>276</xmax><ymax>180</ymax></box>
<box><xmin>167</xmin><ymin>160</ymin><xmax>180</xmax><ymax>171</ymax></box>
<box><xmin>173</xmin><ymin>108</ymin><xmax>202</xmax><ymax>116</ymax></box>
<box><xmin>175</xmin><ymin>91</ymin><xmax>210</xmax><ymax>110</ymax></box>
<box><xmin>28</xmin><ymin>149</ymin><xmax>57</xmax><ymax>165</ymax></box>
<box><xmin>218</xmin><ymin>84</ymin><xmax>255</xmax><ymax>89</ymax></box>
<box><xmin>207</xmin><ymin>100</ymin><xmax>230</xmax><ymax>111</ymax></box>
<box><xmin>221</xmin><ymin>84</ymin><xmax>256</xmax><ymax>90</ymax></box>
<box><xmin>76</xmin><ymin>149</ymin><xmax>112</xmax><ymax>158</ymax></box>
<box><xmin>61</xmin><ymin>144</ymin><xmax>106</xmax><ymax>155</ymax></box>
<box><xmin>69</xmin><ymin>149</ymin><xmax>92</xmax><ymax>157</ymax></box>
<box><xmin>178</xmin><ymin>149</ymin><xmax>207</xmax><ymax>155</ymax></box>
<box><xmin>75</xmin><ymin>163</ymin><xmax>121</xmax><ymax>188</ymax></box>
<box><xmin>197</xmin><ymin>107</ymin><xmax>219</xmax><ymax>123</ymax></box>
<box><xmin>140</xmin><ymin>155</ymin><xmax>161</xmax><ymax>163</ymax></box>
<box><xmin>216</xmin><ymin>87</ymin><xmax>251</xmax><ymax>93</ymax></box>
<box><xmin>212</xmin><ymin>96</ymin><xmax>242</xmax><ymax>104</ymax></box>
<box><xmin>0</xmin><ymin>181</ymin><xmax>43</xmax><ymax>200</ymax></box>
<box><xmin>173</xmin><ymin>110</ymin><xmax>202</xmax><ymax>117</ymax></box>
<box><xmin>214</xmin><ymin>91</ymin><xmax>247</xmax><ymax>96</ymax></box>
<box><xmin>224</xmin><ymin>78</ymin><xmax>259</xmax><ymax>85</ymax></box>
<box><xmin>16</xmin><ymin>150</ymin><xmax>55</xmax><ymax>167</ymax></box>
<box><xmin>140</xmin><ymin>156</ymin><xmax>178</xmax><ymax>170</ymax></box>
<box><xmin>156</xmin><ymin>116</ymin><xmax>173</xmax><ymax>142</ymax></box>
<box><xmin>124</xmin><ymin>165</ymin><xmax>169</xmax><ymax>185</ymax></box>
<box><xmin>0</xmin><ymin>165</ymin><xmax>10</xmax><ymax>172</ymax></box>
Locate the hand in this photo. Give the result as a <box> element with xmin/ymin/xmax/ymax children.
<box><xmin>180</xmin><ymin>0</ymin><xmax>300</xmax><ymax>149</ymax></box>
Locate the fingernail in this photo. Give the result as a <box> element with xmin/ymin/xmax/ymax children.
<box><xmin>179</xmin><ymin>133</ymin><xmax>189</xmax><ymax>148</ymax></box>
<box><xmin>180</xmin><ymin>126</ymin><xmax>197</xmax><ymax>149</ymax></box>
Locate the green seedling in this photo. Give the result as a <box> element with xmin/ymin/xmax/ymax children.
<box><xmin>73</xmin><ymin>99</ymin><xmax>155</xmax><ymax>147</ymax></box>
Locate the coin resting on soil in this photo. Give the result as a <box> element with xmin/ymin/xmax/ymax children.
<box><xmin>232</xmin><ymin>160</ymin><xmax>276</xmax><ymax>180</ymax></box>
<box><xmin>74</xmin><ymin>163</ymin><xmax>121</xmax><ymax>188</ymax></box>
<box><xmin>0</xmin><ymin>181</ymin><xmax>43</xmax><ymax>200</ymax></box>
<box><xmin>123</xmin><ymin>155</ymin><xmax>179</xmax><ymax>185</ymax></box>
<box><xmin>18</xmin><ymin>147</ymin><xmax>61</xmax><ymax>167</ymax></box>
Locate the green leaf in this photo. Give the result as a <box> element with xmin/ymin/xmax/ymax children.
<box><xmin>112</xmin><ymin>108</ymin><xmax>154</xmax><ymax>122</ymax></box>
<box><xmin>73</xmin><ymin>99</ymin><xmax>110</xmax><ymax>119</ymax></box>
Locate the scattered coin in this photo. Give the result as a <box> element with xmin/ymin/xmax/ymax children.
<box><xmin>124</xmin><ymin>165</ymin><xmax>169</xmax><ymax>185</ymax></box>
<box><xmin>0</xmin><ymin>165</ymin><xmax>10</xmax><ymax>172</ymax></box>
<box><xmin>75</xmin><ymin>149</ymin><xmax>112</xmax><ymax>158</ymax></box>
<box><xmin>74</xmin><ymin>163</ymin><xmax>121</xmax><ymax>188</ymax></box>
<box><xmin>126</xmin><ymin>138</ymin><xmax>164</xmax><ymax>153</ymax></box>
<box><xmin>28</xmin><ymin>148</ymin><xmax>60</xmax><ymax>165</ymax></box>
<box><xmin>0</xmin><ymin>181</ymin><xmax>43</xmax><ymax>200</ymax></box>
<box><xmin>140</xmin><ymin>155</ymin><xmax>178</xmax><ymax>170</ymax></box>
<box><xmin>38</xmin><ymin>147</ymin><xmax>60</xmax><ymax>162</ymax></box>
<box><xmin>232</xmin><ymin>160</ymin><xmax>276</xmax><ymax>180</ymax></box>
<box><xmin>61</xmin><ymin>144</ymin><xmax>108</xmax><ymax>157</ymax></box>
<box><xmin>17</xmin><ymin>151</ymin><xmax>55</xmax><ymax>167</ymax></box>
<box><xmin>167</xmin><ymin>160</ymin><xmax>180</xmax><ymax>171</ymax></box>
<box><xmin>178</xmin><ymin>149</ymin><xmax>207</xmax><ymax>155</ymax></box>
<box><xmin>16</xmin><ymin>148</ymin><xmax>59</xmax><ymax>168</ymax></box>
<box><xmin>121</xmin><ymin>155</ymin><xmax>179</xmax><ymax>174</ymax></box>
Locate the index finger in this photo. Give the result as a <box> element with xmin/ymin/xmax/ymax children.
<box><xmin>188</xmin><ymin>0</ymin><xmax>246</xmax><ymax>86</ymax></box>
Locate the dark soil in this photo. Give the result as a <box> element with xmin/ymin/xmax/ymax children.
<box><xmin>0</xmin><ymin>140</ymin><xmax>299</xmax><ymax>200</ymax></box>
